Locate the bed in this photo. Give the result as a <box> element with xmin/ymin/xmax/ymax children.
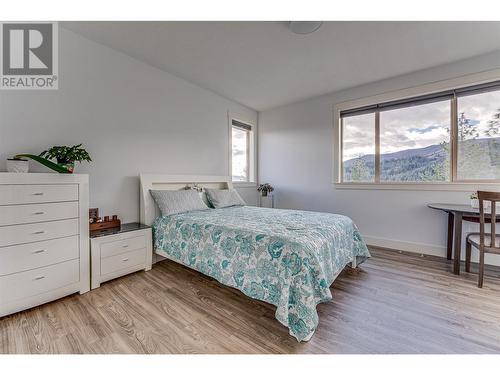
<box><xmin>140</xmin><ymin>174</ymin><xmax>370</xmax><ymax>342</ymax></box>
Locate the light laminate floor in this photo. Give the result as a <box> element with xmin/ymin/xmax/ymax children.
<box><xmin>1</xmin><ymin>247</ymin><xmax>500</xmax><ymax>354</ymax></box>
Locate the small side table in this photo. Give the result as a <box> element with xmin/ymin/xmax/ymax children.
<box><xmin>260</xmin><ymin>195</ymin><xmax>275</xmax><ymax>208</ymax></box>
<box><xmin>90</xmin><ymin>223</ymin><xmax>152</xmax><ymax>289</ymax></box>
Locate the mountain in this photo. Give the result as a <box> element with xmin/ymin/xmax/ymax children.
<box><xmin>343</xmin><ymin>137</ymin><xmax>500</xmax><ymax>182</ymax></box>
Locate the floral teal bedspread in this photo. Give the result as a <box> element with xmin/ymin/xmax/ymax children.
<box><xmin>153</xmin><ymin>206</ymin><xmax>370</xmax><ymax>341</ymax></box>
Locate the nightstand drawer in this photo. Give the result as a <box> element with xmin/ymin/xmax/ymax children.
<box><xmin>0</xmin><ymin>259</ymin><xmax>79</xmax><ymax>303</ymax></box>
<box><xmin>0</xmin><ymin>219</ymin><xmax>79</xmax><ymax>247</ymax></box>
<box><xmin>0</xmin><ymin>184</ymin><xmax>78</xmax><ymax>205</ymax></box>
<box><xmin>0</xmin><ymin>236</ymin><xmax>79</xmax><ymax>276</ymax></box>
<box><xmin>100</xmin><ymin>248</ymin><xmax>146</xmax><ymax>275</ymax></box>
<box><xmin>0</xmin><ymin>201</ymin><xmax>79</xmax><ymax>226</ymax></box>
<box><xmin>100</xmin><ymin>235</ymin><xmax>147</xmax><ymax>259</ymax></box>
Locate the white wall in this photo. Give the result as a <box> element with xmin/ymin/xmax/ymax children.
<box><xmin>259</xmin><ymin>50</ymin><xmax>500</xmax><ymax>265</ymax></box>
<box><xmin>0</xmin><ymin>27</ymin><xmax>259</xmax><ymax>222</ymax></box>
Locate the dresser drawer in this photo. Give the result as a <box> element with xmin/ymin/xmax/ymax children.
<box><xmin>0</xmin><ymin>201</ymin><xmax>79</xmax><ymax>226</ymax></box>
<box><xmin>0</xmin><ymin>259</ymin><xmax>79</xmax><ymax>303</ymax></box>
<box><xmin>100</xmin><ymin>248</ymin><xmax>146</xmax><ymax>276</ymax></box>
<box><xmin>100</xmin><ymin>234</ymin><xmax>147</xmax><ymax>259</ymax></box>
<box><xmin>0</xmin><ymin>218</ymin><xmax>79</xmax><ymax>247</ymax></box>
<box><xmin>0</xmin><ymin>184</ymin><xmax>78</xmax><ymax>205</ymax></box>
<box><xmin>0</xmin><ymin>236</ymin><xmax>79</xmax><ymax>276</ymax></box>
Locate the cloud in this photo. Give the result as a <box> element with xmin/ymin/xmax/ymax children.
<box><xmin>408</xmin><ymin>124</ymin><xmax>441</xmax><ymax>134</ymax></box>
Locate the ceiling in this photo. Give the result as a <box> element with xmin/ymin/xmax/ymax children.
<box><xmin>62</xmin><ymin>21</ymin><xmax>500</xmax><ymax>111</ymax></box>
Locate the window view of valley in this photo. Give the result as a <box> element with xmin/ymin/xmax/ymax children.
<box><xmin>342</xmin><ymin>89</ymin><xmax>500</xmax><ymax>182</ymax></box>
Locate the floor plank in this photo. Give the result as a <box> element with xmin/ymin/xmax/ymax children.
<box><xmin>1</xmin><ymin>247</ymin><xmax>500</xmax><ymax>354</ymax></box>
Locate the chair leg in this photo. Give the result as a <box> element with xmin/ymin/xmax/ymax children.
<box><xmin>465</xmin><ymin>241</ymin><xmax>471</xmax><ymax>273</ymax></box>
<box><xmin>478</xmin><ymin>250</ymin><xmax>485</xmax><ymax>288</ymax></box>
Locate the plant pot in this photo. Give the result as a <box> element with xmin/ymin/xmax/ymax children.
<box><xmin>471</xmin><ymin>199</ymin><xmax>479</xmax><ymax>209</ymax></box>
<box><xmin>58</xmin><ymin>161</ymin><xmax>75</xmax><ymax>173</ymax></box>
<box><xmin>261</xmin><ymin>191</ymin><xmax>268</xmax><ymax>197</ymax></box>
<box><xmin>6</xmin><ymin>159</ymin><xmax>29</xmax><ymax>173</ymax></box>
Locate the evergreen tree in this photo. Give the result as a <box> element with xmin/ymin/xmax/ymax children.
<box><xmin>350</xmin><ymin>157</ymin><xmax>371</xmax><ymax>181</ymax></box>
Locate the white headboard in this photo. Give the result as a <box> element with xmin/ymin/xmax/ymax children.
<box><xmin>139</xmin><ymin>174</ymin><xmax>234</xmax><ymax>226</ymax></box>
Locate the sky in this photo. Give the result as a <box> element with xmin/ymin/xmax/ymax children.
<box><xmin>342</xmin><ymin>89</ymin><xmax>500</xmax><ymax>161</ymax></box>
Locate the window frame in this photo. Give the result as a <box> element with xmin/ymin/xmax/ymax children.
<box><xmin>228</xmin><ymin>115</ymin><xmax>257</xmax><ymax>186</ymax></box>
<box><xmin>334</xmin><ymin>69</ymin><xmax>500</xmax><ymax>191</ymax></box>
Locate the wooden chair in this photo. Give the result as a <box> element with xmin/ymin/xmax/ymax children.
<box><xmin>466</xmin><ymin>191</ymin><xmax>500</xmax><ymax>288</ymax></box>
<box><xmin>446</xmin><ymin>214</ymin><xmax>500</xmax><ymax>260</ymax></box>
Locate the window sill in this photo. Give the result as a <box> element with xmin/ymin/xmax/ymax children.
<box><xmin>232</xmin><ymin>181</ymin><xmax>257</xmax><ymax>188</ymax></box>
<box><xmin>334</xmin><ymin>182</ymin><xmax>500</xmax><ymax>192</ymax></box>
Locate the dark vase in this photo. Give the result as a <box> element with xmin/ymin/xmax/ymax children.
<box><xmin>261</xmin><ymin>190</ymin><xmax>268</xmax><ymax>197</ymax></box>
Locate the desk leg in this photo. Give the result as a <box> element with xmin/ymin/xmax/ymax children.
<box><xmin>447</xmin><ymin>212</ymin><xmax>454</xmax><ymax>260</ymax></box>
<box><xmin>453</xmin><ymin>212</ymin><xmax>462</xmax><ymax>275</ymax></box>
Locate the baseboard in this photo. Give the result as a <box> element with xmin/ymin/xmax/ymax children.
<box><xmin>364</xmin><ymin>235</ymin><xmax>500</xmax><ymax>267</ymax></box>
<box><xmin>364</xmin><ymin>235</ymin><xmax>446</xmax><ymax>257</ymax></box>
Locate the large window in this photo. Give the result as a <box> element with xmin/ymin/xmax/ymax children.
<box><xmin>231</xmin><ymin>119</ymin><xmax>254</xmax><ymax>182</ymax></box>
<box><xmin>340</xmin><ymin>80</ymin><xmax>500</xmax><ymax>184</ymax></box>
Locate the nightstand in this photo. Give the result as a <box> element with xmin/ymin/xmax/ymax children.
<box><xmin>260</xmin><ymin>195</ymin><xmax>275</xmax><ymax>208</ymax></box>
<box><xmin>90</xmin><ymin>223</ymin><xmax>152</xmax><ymax>289</ymax></box>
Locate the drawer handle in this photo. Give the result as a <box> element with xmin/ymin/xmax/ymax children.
<box><xmin>34</xmin><ymin>276</ymin><xmax>45</xmax><ymax>281</ymax></box>
<box><xmin>32</xmin><ymin>249</ymin><xmax>46</xmax><ymax>254</ymax></box>
<box><xmin>33</xmin><ymin>231</ymin><xmax>45</xmax><ymax>235</ymax></box>
<box><xmin>122</xmin><ymin>245</ymin><xmax>129</xmax><ymax>248</ymax></box>
<box><xmin>33</xmin><ymin>211</ymin><xmax>45</xmax><ymax>215</ymax></box>
<box><xmin>122</xmin><ymin>258</ymin><xmax>129</xmax><ymax>262</ymax></box>
<box><xmin>33</xmin><ymin>192</ymin><xmax>44</xmax><ymax>196</ymax></box>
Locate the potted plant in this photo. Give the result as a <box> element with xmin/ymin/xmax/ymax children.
<box><xmin>16</xmin><ymin>144</ymin><xmax>92</xmax><ymax>173</ymax></box>
<box><xmin>258</xmin><ymin>183</ymin><xmax>274</xmax><ymax>197</ymax></box>
<box><xmin>39</xmin><ymin>144</ymin><xmax>92</xmax><ymax>173</ymax></box>
<box><xmin>470</xmin><ymin>192</ymin><xmax>479</xmax><ymax>209</ymax></box>
<box><xmin>6</xmin><ymin>157</ymin><xmax>29</xmax><ymax>173</ymax></box>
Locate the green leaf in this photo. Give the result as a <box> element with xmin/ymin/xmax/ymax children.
<box><xmin>15</xmin><ymin>154</ymin><xmax>72</xmax><ymax>173</ymax></box>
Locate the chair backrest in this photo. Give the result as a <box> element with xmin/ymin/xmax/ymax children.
<box><xmin>478</xmin><ymin>191</ymin><xmax>500</xmax><ymax>250</ymax></box>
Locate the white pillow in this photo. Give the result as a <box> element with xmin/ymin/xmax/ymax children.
<box><xmin>150</xmin><ymin>189</ymin><xmax>209</xmax><ymax>216</ymax></box>
<box><xmin>205</xmin><ymin>188</ymin><xmax>246</xmax><ymax>208</ymax></box>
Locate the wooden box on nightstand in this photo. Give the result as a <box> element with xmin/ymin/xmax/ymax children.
<box><xmin>90</xmin><ymin>223</ymin><xmax>152</xmax><ymax>289</ymax></box>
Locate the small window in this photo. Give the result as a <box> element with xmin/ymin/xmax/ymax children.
<box><xmin>231</xmin><ymin>120</ymin><xmax>253</xmax><ymax>182</ymax></box>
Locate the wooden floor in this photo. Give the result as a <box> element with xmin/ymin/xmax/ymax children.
<box><xmin>1</xmin><ymin>247</ymin><xmax>500</xmax><ymax>354</ymax></box>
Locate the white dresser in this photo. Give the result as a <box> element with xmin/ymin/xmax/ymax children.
<box><xmin>0</xmin><ymin>173</ymin><xmax>90</xmax><ymax>317</ymax></box>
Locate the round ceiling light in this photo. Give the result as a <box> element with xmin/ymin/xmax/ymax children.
<box><xmin>288</xmin><ymin>21</ymin><xmax>323</xmax><ymax>35</ymax></box>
